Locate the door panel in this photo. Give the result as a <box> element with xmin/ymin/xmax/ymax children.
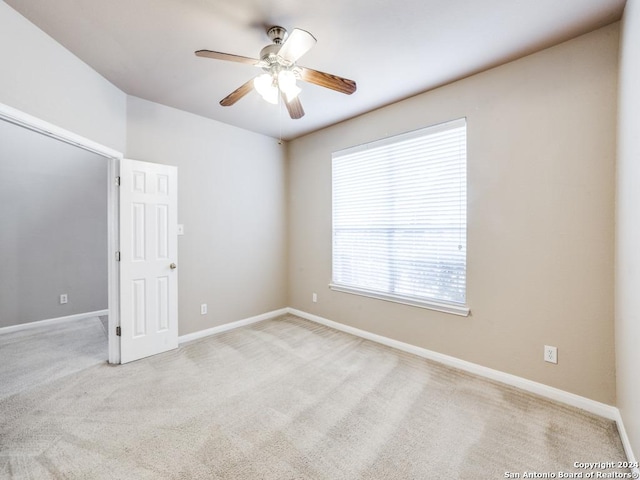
<box><xmin>120</xmin><ymin>159</ymin><xmax>178</xmax><ymax>363</ymax></box>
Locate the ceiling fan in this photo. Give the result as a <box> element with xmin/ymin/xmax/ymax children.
<box><xmin>195</xmin><ymin>26</ymin><xmax>357</xmax><ymax>119</ymax></box>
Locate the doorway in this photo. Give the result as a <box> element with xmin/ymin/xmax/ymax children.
<box><xmin>0</xmin><ymin>103</ymin><xmax>121</xmax><ymax>364</ymax></box>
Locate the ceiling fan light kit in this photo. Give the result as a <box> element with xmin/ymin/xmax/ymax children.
<box><xmin>195</xmin><ymin>26</ymin><xmax>357</xmax><ymax>119</ymax></box>
<box><xmin>254</xmin><ymin>69</ymin><xmax>301</xmax><ymax>105</ymax></box>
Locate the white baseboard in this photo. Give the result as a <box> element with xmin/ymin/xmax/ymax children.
<box><xmin>6</xmin><ymin>306</ymin><xmax>634</xmax><ymax>464</ymax></box>
<box><xmin>0</xmin><ymin>310</ymin><xmax>109</xmax><ymax>335</ymax></box>
<box><xmin>144</xmin><ymin>305</ymin><xmax>640</xmax><ymax>466</ymax></box>
<box><xmin>287</xmin><ymin>308</ymin><xmax>617</xmax><ymax>416</ymax></box>
<box><xmin>287</xmin><ymin>307</ymin><xmax>638</xmax><ymax>463</ymax></box>
<box><xmin>178</xmin><ymin>308</ymin><xmax>289</xmax><ymax>344</ymax></box>
<box><xmin>612</xmin><ymin>409</ymin><xmax>640</xmax><ymax>474</ymax></box>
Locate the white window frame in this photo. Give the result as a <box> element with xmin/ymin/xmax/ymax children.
<box><xmin>330</xmin><ymin>118</ymin><xmax>469</xmax><ymax>316</ymax></box>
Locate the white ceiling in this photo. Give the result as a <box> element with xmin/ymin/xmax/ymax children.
<box><xmin>5</xmin><ymin>0</ymin><xmax>625</xmax><ymax>140</ymax></box>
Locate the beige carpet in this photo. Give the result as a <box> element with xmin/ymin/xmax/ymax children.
<box><xmin>0</xmin><ymin>314</ymin><xmax>629</xmax><ymax>479</ymax></box>
<box><xmin>0</xmin><ymin>316</ymin><xmax>107</xmax><ymax>401</ymax></box>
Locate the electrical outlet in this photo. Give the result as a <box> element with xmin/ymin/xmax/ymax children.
<box><xmin>60</xmin><ymin>294</ymin><xmax>68</xmax><ymax>305</ymax></box>
<box><xmin>544</xmin><ymin>345</ymin><xmax>558</xmax><ymax>364</ymax></box>
<box><xmin>200</xmin><ymin>304</ymin><xmax>207</xmax><ymax>315</ymax></box>
<box><xmin>312</xmin><ymin>293</ymin><xmax>317</xmax><ymax>303</ymax></box>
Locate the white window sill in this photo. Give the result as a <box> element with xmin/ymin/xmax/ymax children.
<box><xmin>328</xmin><ymin>283</ymin><xmax>470</xmax><ymax>317</ymax></box>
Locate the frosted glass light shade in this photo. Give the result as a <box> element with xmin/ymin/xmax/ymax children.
<box><xmin>278</xmin><ymin>70</ymin><xmax>301</xmax><ymax>102</ymax></box>
<box><xmin>254</xmin><ymin>74</ymin><xmax>278</xmax><ymax>104</ymax></box>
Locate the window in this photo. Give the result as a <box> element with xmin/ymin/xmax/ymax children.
<box><xmin>331</xmin><ymin>118</ymin><xmax>468</xmax><ymax>315</ymax></box>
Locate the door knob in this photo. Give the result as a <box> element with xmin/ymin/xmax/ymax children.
<box><xmin>169</xmin><ymin>263</ymin><xmax>177</xmax><ymax>269</ymax></box>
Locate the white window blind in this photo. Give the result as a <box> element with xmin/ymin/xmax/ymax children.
<box><xmin>331</xmin><ymin>118</ymin><xmax>468</xmax><ymax>315</ymax></box>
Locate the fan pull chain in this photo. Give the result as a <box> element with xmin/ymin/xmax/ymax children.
<box><xmin>278</xmin><ymin>95</ymin><xmax>283</xmax><ymax>145</ymax></box>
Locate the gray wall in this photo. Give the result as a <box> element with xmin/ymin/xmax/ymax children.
<box><xmin>0</xmin><ymin>1</ymin><xmax>124</xmax><ymax>329</ymax></box>
<box><xmin>126</xmin><ymin>96</ymin><xmax>288</xmax><ymax>336</ymax></box>
<box><xmin>0</xmin><ymin>1</ymin><xmax>126</xmax><ymax>153</ymax></box>
<box><xmin>616</xmin><ymin>0</ymin><xmax>640</xmax><ymax>461</ymax></box>
<box><xmin>0</xmin><ymin>1</ymin><xmax>289</xmax><ymax>337</ymax></box>
<box><xmin>0</xmin><ymin>119</ymin><xmax>108</xmax><ymax>327</ymax></box>
<box><xmin>288</xmin><ymin>24</ymin><xmax>619</xmax><ymax>405</ymax></box>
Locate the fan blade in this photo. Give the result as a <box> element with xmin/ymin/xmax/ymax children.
<box><xmin>281</xmin><ymin>92</ymin><xmax>305</xmax><ymax>119</ymax></box>
<box><xmin>220</xmin><ymin>78</ymin><xmax>255</xmax><ymax>106</ymax></box>
<box><xmin>195</xmin><ymin>50</ymin><xmax>261</xmax><ymax>66</ymax></box>
<box><xmin>277</xmin><ymin>28</ymin><xmax>316</xmax><ymax>63</ymax></box>
<box><xmin>299</xmin><ymin>67</ymin><xmax>357</xmax><ymax>95</ymax></box>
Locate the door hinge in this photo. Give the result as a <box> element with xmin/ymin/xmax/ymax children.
<box><xmin>116</xmin><ymin>251</ymin><xmax>121</xmax><ymax>261</ymax></box>
<box><xmin>115</xmin><ymin>176</ymin><xmax>121</xmax><ymax>186</ymax></box>
<box><xmin>116</xmin><ymin>326</ymin><xmax>121</xmax><ymax>336</ymax></box>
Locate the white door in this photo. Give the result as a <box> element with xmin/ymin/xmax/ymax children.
<box><xmin>119</xmin><ymin>159</ymin><xmax>178</xmax><ymax>363</ymax></box>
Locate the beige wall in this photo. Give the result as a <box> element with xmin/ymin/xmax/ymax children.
<box><xmin>616</xmin><ymin>0</ymin><xmax>640</xmax><ymax>459</ymax></box>
<box><xmin>288</xmin><ymin>24</ymin><xmax>619</xmax><ymax>404</ymax></box>
<box><xmin>126</xmin><ymin>96</ymin><xmax>288</xmax><ymax>336</ymax></box>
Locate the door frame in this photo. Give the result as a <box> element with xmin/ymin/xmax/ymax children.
<box><xmin>0</xmin><ymin>102</ymin><xmax>123</xmax><ymax>364</ymax></box>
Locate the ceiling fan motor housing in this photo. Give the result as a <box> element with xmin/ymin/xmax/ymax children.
<box><xmin>267</xmin><ymin>26</ymin><xmax>288</xmax><ymax>44</ymax></box>
<box><xmin>260</xmin><ymin>44</ymin><xmax>281</xmax><ymax>64</ymax></box>
<box><xmin>260</xmin><ymin>27</ymin><xmax>296</xmax><ymax>71</ymax></box>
